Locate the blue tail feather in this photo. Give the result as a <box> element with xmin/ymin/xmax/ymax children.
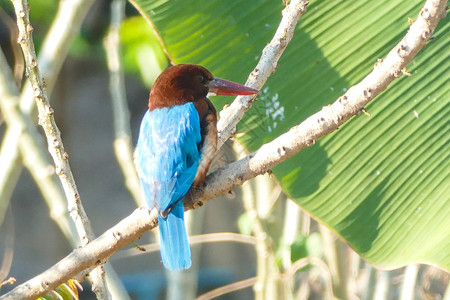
<box><xmin>158</xmin><ymin>201</ymin><xmax>191</xmax><ymax>270</ymax></box>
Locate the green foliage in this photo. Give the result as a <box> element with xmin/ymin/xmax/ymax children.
<box><xmin>237</xmin><ymin>211</ymin><xmax>254</xmax><ymax>236</ymax></box>
<box><xmin>130</xmin><ymin>0</ymin><xmax>450</xmax><ymax>270</ymax></box>
<box><xmin>275</xmin><ymin>232</ymin><xmax>323</xmax><ymax>266</ymax></box>
<box><xmin>28</xmin><ymin>0</ymin><xmax>57</xmax><ymax>25</ymax></box>
<box><xmin>68</xmin><ymin>35</ymin><xmax>94</xmax><ymax>58</ymax></box>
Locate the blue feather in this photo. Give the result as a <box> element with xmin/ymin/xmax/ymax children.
<box><xmin>158</xmin><ymin>201</ymin><xmax>191</xmax><ymax>269</ymax></box>
<box><xmin>136</xmin><ymin>102</ymin><xmax>201</xmax><ymax>270</ymax></box>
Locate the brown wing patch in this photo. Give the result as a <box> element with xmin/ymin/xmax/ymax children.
<box><xmin>193</xmin><ymin>99</ymin><xmax>217</xmax><ymax>186</ymax></box>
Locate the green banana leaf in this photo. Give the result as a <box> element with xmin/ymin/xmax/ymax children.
<box><xmin>129</xmin><ymin>0</ymin><xmax>450</xmax><ymax>270</ymax></box>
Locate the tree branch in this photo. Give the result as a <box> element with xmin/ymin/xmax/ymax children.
<box><xmin>10</xmin><ymin>0</ymin><xmax>110</xmax><ymax>298</ymax></box>
<box><xmin>216</xmin><ymin>0</ymin><xmax>309</xmax><ymax>149</ymax></box>
<box><xmin>196</xmin><ymin>277</ymin><xmax>258</xmax><ymax>300</ymax></box>
<box><xmin>113</xmin><ymin>232</ymin><xmax>257</xmax><ymax>260</ymax></box>
<box><xmin>0</xmin><ymin>0</ymin><xmax>446</xmax><ymax>298</ymax></box>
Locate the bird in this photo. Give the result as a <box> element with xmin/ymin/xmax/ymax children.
<box><xmin>135</xmin><ymin>64</ymin><xmax>259</xmax><ymax>270</ymax></box>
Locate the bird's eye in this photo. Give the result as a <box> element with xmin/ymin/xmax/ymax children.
<box><xmin>196</xmin><ymin>74</ymin><xmax>205</xmax><ymax>83</ymax></box>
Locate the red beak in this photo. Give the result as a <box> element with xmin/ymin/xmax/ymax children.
<box><xmin>207</xmin><ymin>78</ymin><xmax>259</xmax><ymax>96</ymax></box>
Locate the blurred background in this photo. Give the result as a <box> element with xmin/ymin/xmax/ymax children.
<box><xmin>0</xmin><ymin>0</ymin><xmax>449</xmax><ymax>299</ymax></box>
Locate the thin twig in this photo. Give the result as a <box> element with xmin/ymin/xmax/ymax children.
<box><xmin>0</xmin><ymin>205</ymin><xmax>14</xmax><ymax>285</ymax></box>
<box><xmin>104</xmin><ymin>0</ymin><xmax>144</xmax><ymax>206</ymax></box>
<box><xmin>195</xmin><ymin>277</ymin><xmax>258</xmax><ymax>300</ymax></box>
<box><xmin>10</xmin><ymin>0</ymin><xmax>110</xmax><ymax>298</ymax></box>
<box><xmin>113</xmin><ymin>232</ymin><xmax>257</xmax><ymax>259</ymax></box>
<box><xmin>216</xmin><ymin>0</ymin><xmax>310</xmax><ymax>149</ymax></box>
<box><xmin>0</xmin><ymin>126</ymin><xmax>21</xmax><ymax>225</ymax></box>
<box><xmin>189</xmin><ymin>232</ymin><xmax>257</xmax><ymax>246</ymax></box>
<box><xmin>0</xmin><ymin>0</ymin><xmax>446</xmax><ymax>298</ymax></box>
<box><xmin>319</xmin><ymin>225</ymin><xmax>349</xmax><ymax>298</ymax></box>
<box><xmin>285</xmin><ymin>257</ymin><xmax>334</xmax><ymax>299</ymax></box>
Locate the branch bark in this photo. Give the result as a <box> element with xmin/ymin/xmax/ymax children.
<box><xmin>10</xmin><ymin>0</ymin><xmax>110</xmax><ymax>298</ymax></box>
<box><xmin>216</xmin><ymin>0</ymin><xmax>310</xmax><ymax>149</ymax></box>
<box><xmin>0</xmin><ymin>0</ymin><xmax>446</xmax><ymax>298</ymax></box>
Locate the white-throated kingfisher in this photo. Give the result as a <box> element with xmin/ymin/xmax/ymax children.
<box><xmin>135</xmin><ymin>64</ymin><xmax>259</xmax><ymax>270</ymax></box>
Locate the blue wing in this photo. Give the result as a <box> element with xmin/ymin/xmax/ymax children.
<box><xmin>136</xmin><ymin>102</ymin><xmax>201</xmax><ymax>270</ymax></box>
<box><xmin>136</xmin><ymin>102</ymin><xmax>201</xmax><ymax>211</ymax></box>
